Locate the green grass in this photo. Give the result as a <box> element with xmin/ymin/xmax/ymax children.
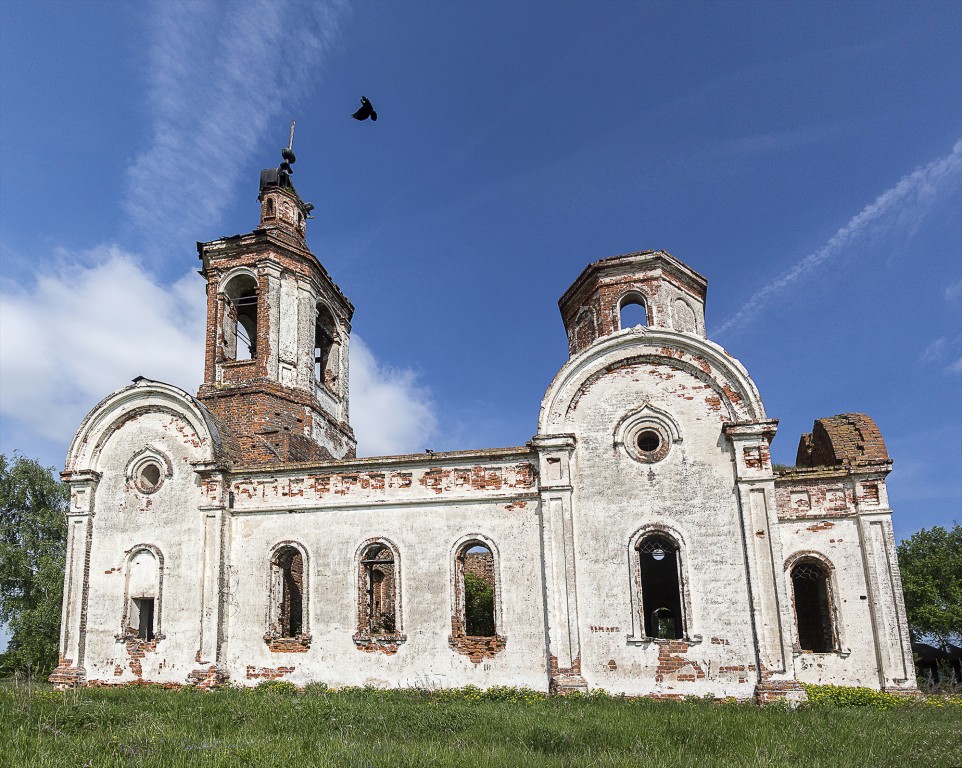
<box><xmin>1</xmin><ymin>683</ymin><xmax>959</xmax><ymax>768</ymax></box>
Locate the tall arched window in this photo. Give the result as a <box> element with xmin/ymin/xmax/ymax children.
<box><xmin>353</xmin><ymin>541</ymin><xmax>405</xmax><ymax>653</ymax></box>
<box><xmin>449</xmin><ymin>538</ymin><xmax>504</xmax><ymax>662</ymax></box>
<box><xmin>636</xmin><ymin>534</ymin><xmax>683</xmax><ymax>640</ymax></box>
<box><xmin>222</xmin><ymin>274</ymin><xmax>258</xmax><ymax>361</ymax></box>
<box><xmin>458</xmin><ymin>543</ymin><xmax>496</xmax><ymax>637</ymax></box>
<box><xmin>358</xmin><ymin>542</ymin><xmax>399</xmax><ymax>636</ymax></box>
<box><xmin>270</xmin><ymin>546</ymin><xmax>305</xmax><ymax>638</ymax></box>
<box><xmin>124</xmin><ymin>547</ymin><xmax>162</xmax><ymax>642</ymax></box>
<box><xmin>791</xmin><ymin>559</ymin><xmax>835</xmax><ymax>653</ymax></box>
<box><xmin>619</xmin><ymin>293</ymin><xmax>648</xmax><ymax>329</ymax></box>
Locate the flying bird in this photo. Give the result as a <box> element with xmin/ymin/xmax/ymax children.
<box><xmin>351</xmin><ymin>96</ymin><xmax>377</xmax><ymax>122</ymax></box>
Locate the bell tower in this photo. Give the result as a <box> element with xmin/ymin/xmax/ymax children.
<box><xmin>196</xmin><ymin>139</ymin><xmax>356</xmax><ymax>464</ymax></box>
<box><xmin>558</xmin><ymin>250</ymin><xmax>708</xmax><ymax>356</ymax></box>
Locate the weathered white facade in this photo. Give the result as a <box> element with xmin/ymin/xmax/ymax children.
<box><xmin>51</xmin><ymin>156</ymin><xmax>916</xmax><ymax>699</ymax></box>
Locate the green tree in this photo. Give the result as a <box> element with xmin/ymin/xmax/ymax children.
<box><xmin>0</xmin><ymin>454</ymin><xmax>68</xmax><ymax>677</ymax></box>
<box><xmin>897</xmin><ymin>524</ymin><xmax>962</xmax><ymax>649</ymax></box>
<box><xmin>464</xmin><ymin>572</ymin><xmax>495</xmax><ymax>636</ymax></box>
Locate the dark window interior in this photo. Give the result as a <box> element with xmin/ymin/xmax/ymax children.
<box><xmin>792</xmin><ymin>562</ymin><xmax>834</xmax><ymax>652</ymax></box>
<box><xmin>134</xmin><ymin>597</ymin><xmax>155</xmax><ymax>641</ymax></box>
<box><xmin>638</xmin><ymin>536</ymin><xmax>683</xmax><ymax>639</ymax></box>
<box><xmin>276</xmin><ymin>548</ymin><xmax>303</xmax><ymax>637</ymax></box>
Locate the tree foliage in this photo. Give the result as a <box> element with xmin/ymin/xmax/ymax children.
<box><xmin>464</xmin><ymin>572</ymin><xmax>495</xmax><ymax>636</ymax></box>
<box><xmin>897</xmin><ymin>524</ymin><xmax>962</xmax><ymax>649</ymax></box>
<box><xmin>0</xmin><ymin>454</ymin><xmax>68</xmax><ymax>677</ymax></box>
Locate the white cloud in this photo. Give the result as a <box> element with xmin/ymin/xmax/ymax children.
<box><xmin>124</xmin><ymin>0</ymin><xmax>347</xmax><ymax>249</ymax></box>
<box><xmin>714</xmin><ymin>139</ymin><xmax>962</xmax><ymax>337</ymax></box>
<box><xmin>945</xmin><ymin>280</ymin><xmax>962</xmax><ymax>302</ymax></box>
<box><xmin>0</xmin><ymin>247</ymin><xmax>206</xmax><ymax>442</ymax></box>
<box><xmin>0</xmin><ymin>249</ymin><xmax>436</xmax><ymax>456</ymax></box>
<box><xmin>350</xmin><ymin>338</ymin><xmax>438</xmax><ymax>457</ymax></box>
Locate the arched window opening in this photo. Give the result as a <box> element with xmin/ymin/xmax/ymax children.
<box><xmin>126</xmin><ymin>549</ymin><xmax>159</xmax><ymax>641</ymax></box>
<box><xmin>458</xmin><ymin>543</ymin><xmax>496</xmax><ymax>637</ymax></box>
<box><xmin>265</xmin><ymin>197</ymin><xmax>275</xmax><ymax>218</ymax></box>
<box><xmin>637</xmin><ymin>535</ymin><xmax>683</xmax><ymax>640</ymax></box>
<box><xmin>619</xmin><ymin>296</ymin><xmax>648</xmax><ymax>329</ymax></box>
<box><xmin>792</xmin><ymin>560</ymin><xmax>834</xmax><ymax>653</ymax></box>
<box><xmin>314</xmin><ymin>304</ymin><xmax>339</xmax><ymax>388</ymax></box>
<box><xmin>359</xmin><ymin>543</ymin><xmax>397</xmax><ymax>634</ymax></box>
<box><xmin>271</xmin><ymin>547</ymin><xmax>304</xmax><ymax>638</ymax></box>
<box><xmin>222</xmin><ymin>274</ymin><xmax>258</xmax><ymax>361</ymax></box>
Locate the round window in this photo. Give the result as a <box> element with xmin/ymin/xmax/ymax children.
<box><xmin>135</xmin><ymin>461</ymin><xmax>164</xmax><ymax>494</ymax></box>
<box><xmin>637</xmin><ymin>430</ymin><xmax>661</xmax><ymax>453</ymax></box>
<box><xmin>623</xmin><ymin>422</ymin><xmax>671</xmax><ymax>464</ymax></box>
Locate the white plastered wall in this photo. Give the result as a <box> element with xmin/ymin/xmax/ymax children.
<box><xmin>220</xmin><ymin>457</ymin><xmax>549</xmax><ymax>689</ymax></box>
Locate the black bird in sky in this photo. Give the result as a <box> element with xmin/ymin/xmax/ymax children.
<box><xmin>351</xmin><ymin>96</ymin><xmax>377</xmax><ymax>122</ymax></box>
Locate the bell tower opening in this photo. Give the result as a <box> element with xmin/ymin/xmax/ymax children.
<box><xmin>222</xmin><ymin>273</ymin><xmax>259</xmax><ymax>361</ymax></box>
<box><xmin>618</xmin><ymin>293</ymin><xmax>648</xmax><ymax>329</ymax></box>
<box><xmin>314</xmin><ymin>303</ymin><xmax>340</xmax><ymax>390</ymax></box>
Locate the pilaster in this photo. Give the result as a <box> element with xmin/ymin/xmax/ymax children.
<box><xmin>723</xmin><ymin>420</ymin><xmax>804</xmax><ymax>701</ymax></box>
<box><xmin>531</xmin><ymin>434</ymin><xmax>586</xmax><ymax>692</ymax></box>
<box><xmin>50</xmin><ymin>469</ymin><xmax>100</xmax><ymax>688</ymax></box>
<box><xmin>854</xmin><ymin>495</ymin><xmax>916</xmax><ymax>693</ymax></box>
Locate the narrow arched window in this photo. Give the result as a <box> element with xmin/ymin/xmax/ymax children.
<box><xmin>314</xmin><ymin>303</ymin><xmax>338</xmax><ymax>388</ymax></box>
<box><xmin>222</xmin><ymin>274</ymin><xmax>258</xmax><ymax>361</ymax></box>
<box><xmin>637</xmin><ymin>535</ymin><xmax>683</xmax><ymax>639</ymax></box>
<box><xmin>791</xmin><ymin>560</ymin><xmax>835</xmax><ymax>653</ymax></box>
<box><xmin>619</xmin><ymin>294</ymin><xmax>648</xmax><ymax>329</ymax></box>
<box><xmin>125</xmin><ymin>548</ymin><xmax>160</xmax><ymax>641</ymax></box>
<box><xmin>271</xmin><ymin>546</ymin><xmax>304</xmax><ymax>638</ymax></box>
<box><xmin>359</xmin><ymin>543</ymin><xmax>397</xmax><ymax>634</ymax></box>
<box><xmin>266</xmin><ymin>197</ymin><xmax>275</xmax><ymax>218</ymax></box>
<box><xmin>457</xmin><ymin>543</ymin><xmax>496</xmax><ymax>637</ymax></box>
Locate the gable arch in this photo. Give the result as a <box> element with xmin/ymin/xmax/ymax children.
<box><xmin>66</xmin><ymin>379</ymin><xmax>223</xmax><ymax>474</ymax></box>
<box><xmin>538</xmin><ymin>329</ymin><xmax>766</xmax><ymax>434</ymax></box>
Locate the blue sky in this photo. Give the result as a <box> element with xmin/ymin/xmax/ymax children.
<box><xmin>1</xmin><ymin>0</ymin><xmax>960</xmax><ymax>553</ymax></box>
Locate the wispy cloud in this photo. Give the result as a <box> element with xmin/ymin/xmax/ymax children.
<box><xmin>945</xmin><ymin>279</ymin><xmax>962</xmax><ymax>302</ymax></box>
<box><xmin>725</xmin><ymin>124</ymin><xmax>838</xmax><ymax>156</ymax></box>
<box><xmin>920</xmin><ymin>337</ymin><xmax>949</xmax><ymax>364</ymax></box>
<box><xmin>714</xmin><ymin>140</ymin><xmax>962</xmax><ymax>337</ymax></box>
<box><xmin>124</xmin><ymin>0</ymin><xmax>347</xmax><ymax>250</ymax></box>
<box><xmin>0</xmin><ymin>249</ymin><xmax>437</xmax><ymax>457</ymax></box>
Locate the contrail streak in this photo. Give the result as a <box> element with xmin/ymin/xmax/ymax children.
<box><xmin>713</xmin><ymin>140</ymin><xmax>962</xmax><ymax>337</ymax></box>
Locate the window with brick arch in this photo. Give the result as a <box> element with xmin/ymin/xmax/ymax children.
<box><xmin>271</xmin><ymin>546</ymin><xmax>304</xmax><ymax>638</ymax></box>
<box><xmin>637</xmin><ymin>534</ymin><xmax>684</xmax><ymax>640</ymax></box>
<box><xmin>222</xmin><ymin>274</ymin><xmax>259</xmax><ymax>361</ymax></box>
<box><xmin>457</xmin><ymin>543</ymin><xmax>496</xmax><ymax>637</ymax></box>
<box><xmin>359</xmin><ymin>544</ymin><xmax>397</xmax><ymax>635</ymax></box>
<box><xmin>791</xmin><ymin>560</ymin><xmax>835</xmax><ymax>653</ymax></box>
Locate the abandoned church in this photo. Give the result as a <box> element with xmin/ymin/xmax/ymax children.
<box><xmin>51</xmin><ymin>151</ymin><xmax>917</xmax><ymax>700</ymax></box>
